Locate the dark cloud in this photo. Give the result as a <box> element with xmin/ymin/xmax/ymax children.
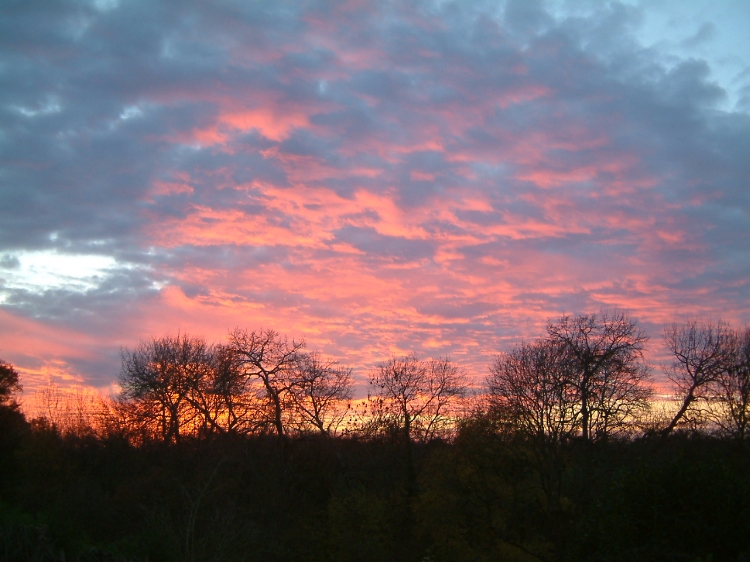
<box><xmin>0</xmin><ymin>255</ymin><xmax>20</xmax><ymax>269</ymax></box>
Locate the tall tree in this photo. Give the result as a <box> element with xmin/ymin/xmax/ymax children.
<box><xmin>226</xmin><ymin>328</ymin><xmax>305</xmax><ymax>437</ymax></box>
<box><xmin>488</xmin><ymin>339</ymin><xmax>578</xmax><ymax>445</ymax></box>
<box><xmin>118</xmin><ymin>333</ymin><xmax>215</xmax><ymax>443</ymax></box>
<box><xmin>0</xmin><ymin>359</ymin><xmax>21</xmax><ymax>407</ymax></box>
<box><xmin>662</xmin><ymin>320</ymin><xmax>734</xmax><ymax>435</ymax></box>
<box><xmin>369</xmin><ymin>354</ymin><xmax>466</xmax><ymax>493</ymax></box>
<box><xmin>0</xmin><ymin>359</ymin><xmax>25</xmax><ymax>495</ymax></box>
<box><xmin>546</xmin><ymin>311</ymin><xmax>652</xmax><ymax>442</ymax></box>
<box><xmin>708</xmin><ymin>326</ymin><xmax>750</xmax><ymax>440</ymax></box>
<box><xmin>369</xmin><ymin>354</ymin><xmax>466</xmax><ymax>444</ymax></box>
<box><xmin>202</xmin><ymin>343</ymin><xmax>259</xmax><ymax>435</ymax></box>
<box><xmin>287</xmin><ymin>351</ymin><xmax>353</xmax><ymax>435</ymax></box>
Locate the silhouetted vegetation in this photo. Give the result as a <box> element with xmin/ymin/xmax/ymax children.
<box><xmin>2</xmin><ymin>314</ymin><xmax>749</xmax><ymax>561</ymax></box>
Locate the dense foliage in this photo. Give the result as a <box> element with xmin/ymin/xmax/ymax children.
<box><xmin>1</xmin><ymin>415</ymin><xmax>748</xmax><ymax>561</ymax></box>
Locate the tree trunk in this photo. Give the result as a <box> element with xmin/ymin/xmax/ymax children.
<box><xmin>662</xmin><ymin>388</ymin><xmax>695</xmax><ymax>436</ymax></box>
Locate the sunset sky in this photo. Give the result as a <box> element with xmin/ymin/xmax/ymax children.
<box><xmin>1</xmin><ymin>0</ymin><xmax>749</xmax><ymax>398</ymax></box>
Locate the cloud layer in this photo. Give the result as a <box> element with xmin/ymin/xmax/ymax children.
<box><xmin>1</xmin><ymin>0</ymin><xmax>749</xmax><ymax>393</ymax></box>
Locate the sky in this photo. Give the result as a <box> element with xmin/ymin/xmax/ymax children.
<box><xmin>1</xmin><ymin>0</ymin><xmax>749</xmax><ymax>399</ymax></box>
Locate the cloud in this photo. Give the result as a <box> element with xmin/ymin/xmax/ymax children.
<box><xmin>0</xmin><ymin>0</ymin><xmax>748</xmax><ymax>394</ymax></box>
<box><xmin>0</xmin><ymin>254</ymin><xmax>20</xmax><ymax>269</ymax></box>
<box><xmin>681</xmin><ymin>22</ymin><xmax>716</xmax><ymax>48</ymax></box>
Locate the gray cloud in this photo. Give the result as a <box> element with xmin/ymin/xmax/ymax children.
<box><xmin>682</xmin><ymin>22</ymin><xmax>716</xmax><ymax>48</ymax></box>
<box><xmin>0</xmin><ymin>255</ymin><xmax>20</xmax><ymax>269</ymax></box>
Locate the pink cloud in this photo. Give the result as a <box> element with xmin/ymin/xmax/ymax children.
<box><xmin>3</xmin><ymin>0</ymin><xmax>747</xmax><ymax>407</ymax></box>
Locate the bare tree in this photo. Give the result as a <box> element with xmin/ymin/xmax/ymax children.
<box><xmin>118</xmin><ymin>329</ymin><xmax>346</xmax><ymax>441</ymax></box>
<box><xmin>708</xmin><ymin>327</ymin><xmax>750</xmax><ymax>440</ymax></box>
<box><xmin>368</xmin><ymin>354</ymin><xmax>465</xmax><ymax>493</ymax></box>
<box><xmin>287</xmin><ymin>351</ymin><xmax>353</xmax><ymax>435</ymax></box>
<box><xmin>200</xmin><ymin>344</ymin><xmax>259</xmax><ymax>435</ymax></box>
<box><xmin>488</xmin><ymin>339</ymin><xmax>579</xmax><ymax>445</ymax></box>
<box><xmin>546</xmin><ymin>311</ymin><xmax>652</xmax><ymax>441</ymax></box>
<box><xmin>31</xmin><ymin>382</ymin><xmax>109</xmax><ymax>437</ymax></box>
<box><xmin>368</xmin><ymin>354</ymin><xmax>466</xmax><ymax>443</ymax></box>
<box><xmin>662</xmin><ymin>320</ymin><xmax>734</xmax><ymax>435</ymax></box>
<box><xmin>119</xmin><ymin>333</ymin><xmax>215</xmax><ymax>443</ymax></box>
<box><xmin>487</xmin><ymin>339</ymin><xmax>581</xmax><ymax>558</ymax></box>
<box><xmin>226</xmin><ymin>328</ymin><xmax>305</xmax><ymax>437</ymax></box>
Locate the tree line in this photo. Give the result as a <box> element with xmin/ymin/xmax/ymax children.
<box><xmin>99</xmin><ymin>312</ymin><xmax>750</xmax><ymax>445</ymax></box>
<box><xmin>112</xmin><ymin>328</ymin><xmax>467</xmax><ymax>445</ymax></box>
<box><xmin>1</xmin><ymin>311</ymin><xmax>749</xmax><ymax>562</ymax></box>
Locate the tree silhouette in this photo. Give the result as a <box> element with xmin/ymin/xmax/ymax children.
<box><xmin>662</xmin><ymin>320</ymin><xmax>734</xmax><ymax>435</ymax></box>
<box><xmin>226</xmin><ymin>328</ymin><xmax>305</xmax><ymax>437</ymax></box>
<box><xmin>369</xmin><ymin>354</ymin><xmax>466</xmax><ymax>444</ymax></box>
<box><xmin>546</xmin><ymin>311</ymin><xmax>652</xmax><ymax>441</ymax></box>
<box><xmin>0</xmin><ymin>358</ymin><xmax>26</xmax><ymax>498</ymax></box>
<box><xmin>287</xmin><ymin>350</ymin><xmax>353</xmax><ymax>435</ymax></box>
<box><xmin>118</xmin><ymin>333</ymin><xmax>215</xmax><ymax>443</ymax></box>
<box><xmin>0</xmin><ymin>359</ymin><xmax>21</xmax><ymax>406</ymax></box>
<box><xmin>709</xmin><ymin>326</ymin><xmax>750</xmax><ymax>440</ymax></box>
<box><xmin>488</xmin><ymin>338</ymin><xmax>578</xmax><ymax>445</ymax></box>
